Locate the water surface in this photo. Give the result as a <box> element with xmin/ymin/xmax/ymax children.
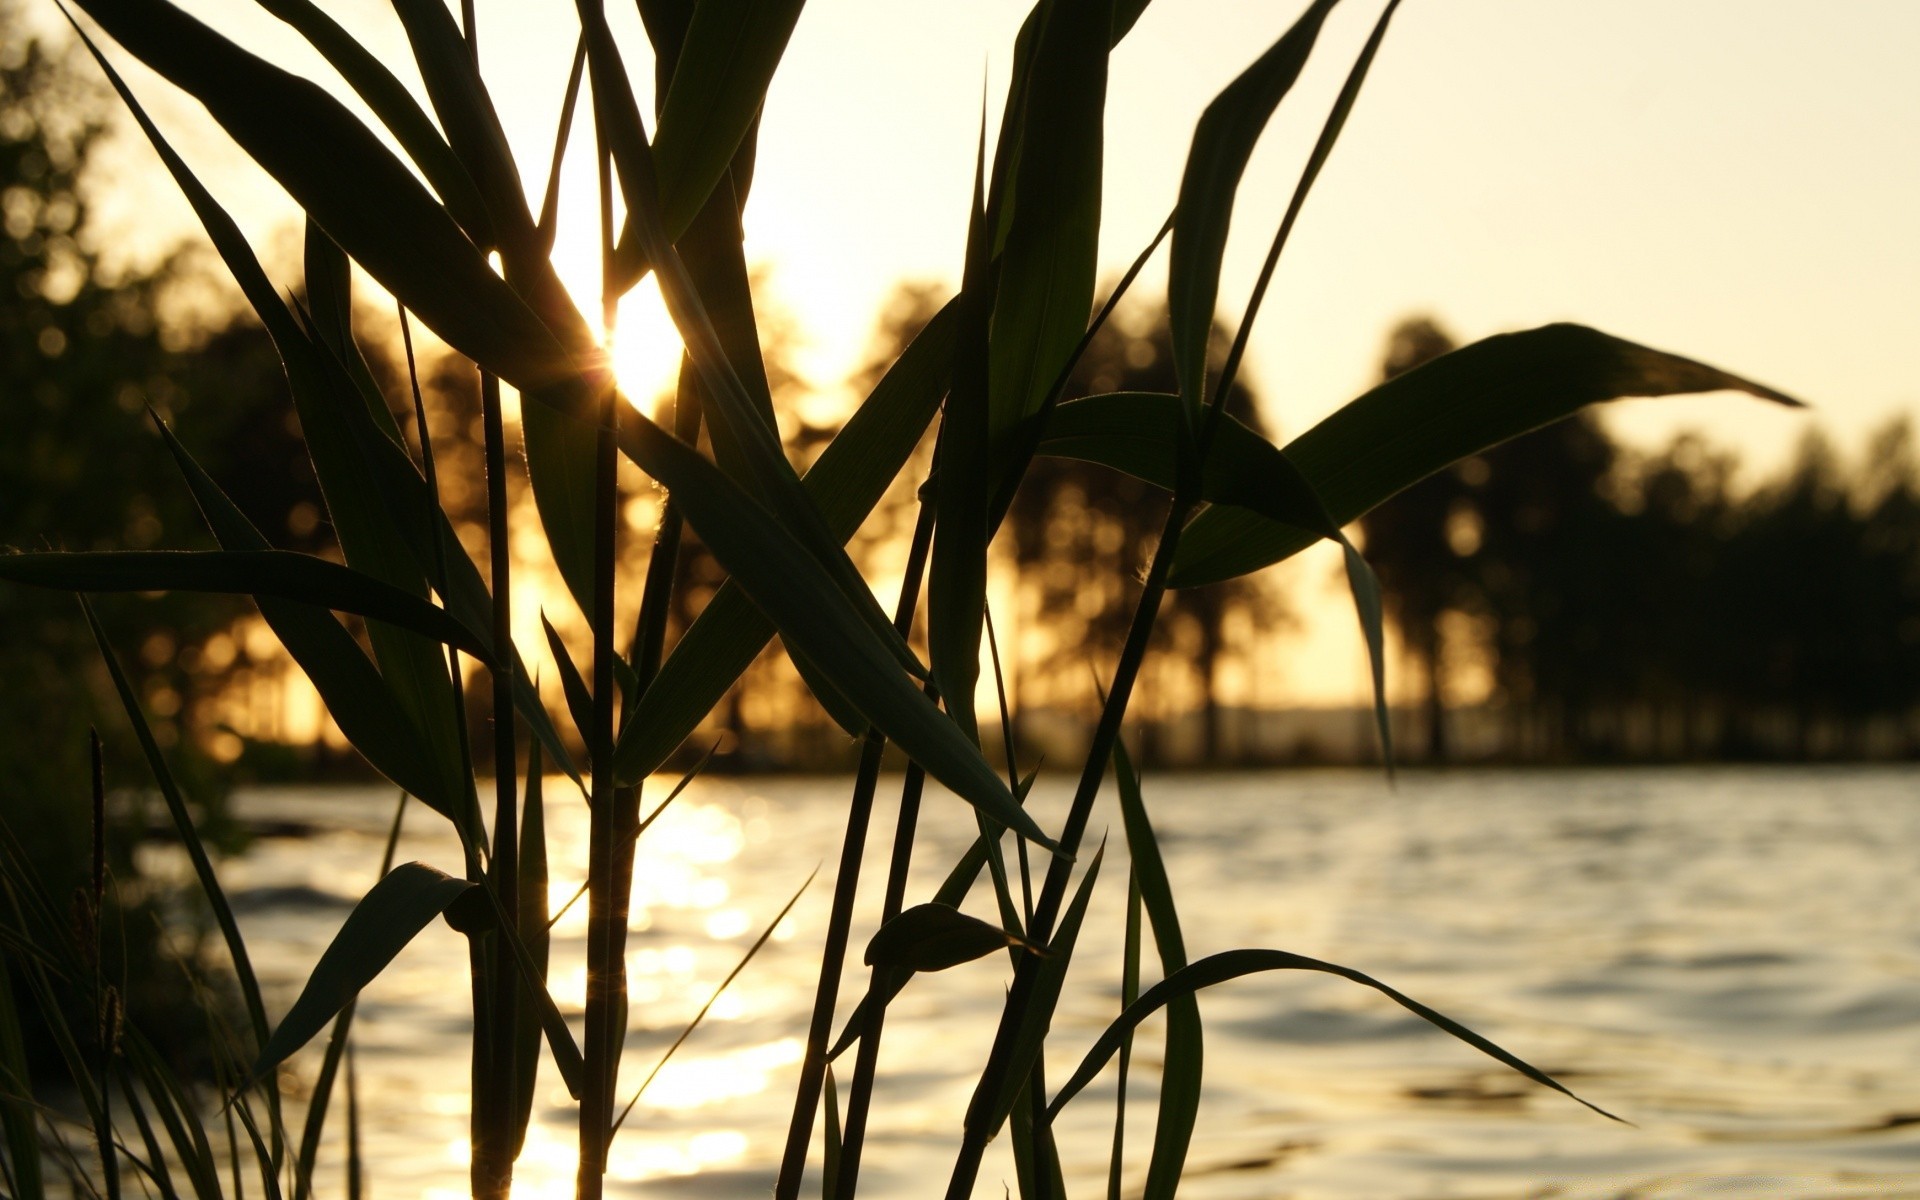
<box><xmin>204</xmin><ymin>766</ymin><xmax>1920</xmax><ymax>1198</ymax></box>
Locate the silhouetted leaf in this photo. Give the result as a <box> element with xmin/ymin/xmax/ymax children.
<box><xmin>251</xmin><ymin>864</ymin><xmax>472</xmax><ymax>1081</ymax></box>
<box><xmin>155</xmin><ymin>421</ymin><xmax>454</xmax><ymax>815</ymax></box>
<box><xmin>0</xmin><ymin>550</ymin><xmax>492</xmax><ymax>663</ymax></box>
<box><xmin>1170</xmin><ymin>324</ymin><xmax>1802</xmax><ymax>586</ymax></box>
<box><xmin>617</xmin><ymin>410</ymin><xmax>1055</xmax><ymax>850</ymax></box>
<box><xmin>988</xmin><ymin>0</ymin><xmax>1111</xmax><ymax>447</ymax></box>
<box><xmin>613</xmin><ymin>0</ymin><xmax>804</xmax><ymax>280</ymax></box>
<box><xmin>71</xmin><ymin>0</ymin><xmax>598</xmax><ymax>399</ymax></box>
<box><xmin>1167</xmin><ymin>0</ymin><xmax>1336</xmax><ymax>411</ymax></box>
<box><xmin>613</xmin><ymin>300</ymin><xmax>959</xmax><ymax>781</ymax></box>
<box><xmin>986</xmin><ymin>841</ymin><xmax>1104</xmax><ymax>1132</ymax></box>
<box><xmin>864</xmin><ymin>904</ymin><xmax>1026</xmax><ymax>973</ymax></box>
<box><xmin>247</xmin><ymin>0</ymin><xmax>493</xmax><ymax>245</ymax></box>
<box><xmin>1046</xmin><ymin>947</ymin><xmax>1623</xmax><ymax>1124</ymax></box>
<box><xmin>1110</xmin><ymin>742</ymin><xmax>1200</xmax><ymax>1198</ymax></box>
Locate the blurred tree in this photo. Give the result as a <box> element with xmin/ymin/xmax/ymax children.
<box><xmin>1355</xmin><ymin>317</ymin><xmax>1475</xmax><ymax>760</ymax></box>
<box><xmin>1004</xmin><ymin>299</ymin><xmax>1284</xmax><ymax>764</ymax></box>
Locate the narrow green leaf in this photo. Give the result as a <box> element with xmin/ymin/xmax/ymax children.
<box><xmin>612</xmin><ymin>0</ymin><xmax>805</xmax><ymax>278</ymax></box>
<box><xmin>82</xmin><ymin>601</ymin><xmax>273</xmax><ymax>1075</ymax></box>
<box><xmin>987</xmin><ymin>841</ymin><xmax>1104</xmax><ymax>1133</ymax></box>
<box><xmin>1170</xmin><ymin>324</ymin><xmax>1802</xmax><ymax>586</ymax></box>
<box><xmin>612</xmin><ymin>867</ymin><xmax>814</xmax><ymax>1136</ymax></box>
<box><xmin>929</xmin><ymin>114</ymin><xmax>995</xmax><ymax>743</ymax></box>
<box><xmin>616</xmin><ymin>410</ymin><xmax>1054</xmax><ymax>849</ymax></box>
<box><xmin>1047</xmin><ymin>947</ymin><xmax>1623</xmax><ymax>1124</ymax></box>
<box><xmin>388</xmin><ymin>0</ymin><xmax>536</xmax><ymax>258</ymax></box>
<box><xmin>511</xmin><ymin>748</ymin><xmax>549</xmax><ymax>1155</ymax></box>
<box><xmin>541</xmin><ymin>611</ymin><xmax>596</xmax><ymax>748</ymax></box>
<box><xmin>863</xmin><ymin>903</ymin><xmax>1027</xmax><ymax>973</ymax></box>
<box><xmin>0</xmin><ymin>550</ymin><xmax>491</xmax><ymax>663</ymax></box>
<box><xmin>155</xmin><ymin>421</ymin><xmax>453</xmax><ymax>812</ymax></box>
<box><xmin>1167</xmin><ymin>0</ymin><xmax>1337</xmax><ymax>411</ymax></box>
<box><xmin>612</xmin><ymin>300</ymin><xmax>960</xmax><ymax>782</ymax></box>
<box><xmin>252</xmin><ymin>863</ymin><xmax>473</xmax><ymax>1081</ymax></box>
<box><xmin>1339</xmin><ymin>540</ymin><xmax>1394</xmax><ymax>772</ymax></box>
<box><xmin>72</xmin><ymin>0</ymin><xmax>599</xmax><ymax>398</ymax></box>
<box><xmin>822</xmin><ymin>1064</ymin><xmax>842</xmax><ymax>1200</ymax></box>
<box><xmin>576</xmin><ymin>16</ymin><xmax>925</xmax><ymax>682</ymax></box>
<box><xmin>1110</xmin><ymin>742</ymin><xmax>1199</xmax><ymax>1199</ymax></box>
<box><xmin>986</xmin><ymin>0</ymin><xmax>1111</xmax><ymax>447</ymax></box>
<box><xmin>247</xmin><ymin>0</ymin><xmax>494</xmax><ymax>245</ymax></box>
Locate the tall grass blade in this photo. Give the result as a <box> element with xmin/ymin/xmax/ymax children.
<box><xmin>821</xmin><ymin>1064</ymin><xmax>841</xmax><ymax>1200</ymax></box>
<box><xmin>71</xmin><ymin>0</ymin><xmax>598</xmax><ymax>396</ymax></box>
<box><xmin>1167</xmin><ymin>0</ymin><xmax>1337</xmax><ymax>412</ymax></box>
<box><xmin>0</xmin><ymin>550</ymin><xmax>492</xmax><ymax>662</ymax></box>
<box><xmin>1169</xmin><ymin>324</ymin><xmax>1802</xmax><ymax>586</ymax></box>
<box><xmin>246</xmin><ymin>0</ymin><xmax>494</xmax><ymax>245</ymax></box>
<box><xmin>388</xmin><ymin>0</ymin><xmax>535</xmax><ymax>259</ymax></box>
<box><xmin>1047</xmin><ymin>948</ymin><xmax>1623</xmax><ymax>1122</ymax></box>
<box><xmin>510</xmin><ymin>746</ymin><xmax>549</xmax><ymax>1155</ymax></box>
<box><xmin>1109</xmin><ymin>741</ymin><xmax>1199</xmax><ymax>1199</ymax></box>
<box><xmin>0</xmin><ymin>955</ymin><xmax>43</xmax><ymax>1199</ymax></box>
<box><xmin>292</xmin><ymin>792</ymin><xmax>405</xmax><ymax>1200</ymax></box>
<box><xmin>612</xmin><ymin>0</ymin><xmax>804</xmax><ymax>281</ymax></box>
<box><xmin>612</xmin><ymin>869</ymin><xmax>813</xmax><ymax>1135</ymax></box>
<box><xmin>984</xmin><ymin>841</ymin><xmax>1104</xmax><ymax>1135</ymax></box>
<box><xmin>617</xmin><ymin>410</ymin><xmax>1053</xmax><ymax>848</ymax></box>
<box><xmin>1107</xmin><ymin>866</ymin><xmax>1141</xmax><ymax>1200</ymax></box>
<box><xmin>82</xmin><ymin>600</ymin><xmax>275</xmax><ymax>1100</ymax></box>
<box><xmin>249</xmin><ymin>863</ymin><xmax>474</xmax><ymax>1082</ymax></box>
<box><xmin>614</xmin><ymin>300</ymin><xmax>959</xmax><ymax>780</ymax></box>
<box><xmin>986</xmin><ymin>0</ymin><xmax>1111</xmax><ymax>449</ymax></box>
<box><xmin>928</xmin><ymin>113</ymin><xmax>994</xmax><ymax>743</ymax></box>
<box><xmin>154</xmin><ymin>419</ymin><xmax>452</xmax><ymax>813</ymax></box>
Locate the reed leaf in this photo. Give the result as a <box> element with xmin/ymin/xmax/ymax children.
<box><xmin>0</xmin><ymin>955</ymin><xmax>43</xmax><ymax>1200</ymax></box>
<box><xmin>863</xmin><ymin>904</ymin><xmax>1028</xmax><ymax>974</ymax></box>
<box><xmin>616</xmin><ymin>409</ymin><xmax>1052</xmax><ymax>849</ymax></box>
<box><xmin>387</xmin><ymin>0</ymin><xmax>535</xmax><ymax>259</ymax></box>
<box><xmin>983</xmin><ymin>841</ymin><xmax>1104</xmax><ymax>1135</ymax></box>
<box><xmin>611</xmin><ymin>0</ymin><xmax>804</xmax><ymax>285</ymax></box>
<box><xmin>986</xmin><ymin>0</ymin><xmax>1110</xmax><ymax>449</ymax></box>
<box><xmin>82</xmin><ymin>601</ymin><xmax>273</xmax><ymax>1073</ymax></box>
<box><xmin>1169</xmin><ymin>324</ymin><xmax>1802</xmax><ymax>586</ymax></box>
<box><xmin>0</xmin><ymin>550</ymin><xmax>491</xmax><ymax>662</ymax></box>
<box><xmin>249</xmin><ymin>863</ymin><xmax>473</xmax><ymax>1082</ymax></box>
<box><xmin>1167</xmin><ymin>0</ymin><xmax>1336</xmax><ymax>412</ymax></box>
<box><xmin>1110</xmin><ymin>741</ymin><xmax>1200</xmax><ymax>1198</ymax></box>
<box><xmin>1047</xmin><ymin>947</ymin><xmax>1623</xmax><ymax>1123</ymax></box>
<box><xmin>70</xmin><ymin>0</ymin><xmax>597</xmax><ymax>397</ymax></box>
<box><xmin>245</xmin><ymin>0</ymin><xmax>493</xmax><ymax>245</ymax></box>
<box><xmin>612</xmin><ymin>301</ymin><xmax>959</xmax><ymax>781</ymax></box>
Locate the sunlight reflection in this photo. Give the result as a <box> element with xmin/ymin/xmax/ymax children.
<box><xmin>632</xmin><ymin>1039</ymin><xmax>803</xmax><ymax>1111</ymax></box>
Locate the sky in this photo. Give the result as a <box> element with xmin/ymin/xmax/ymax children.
<box><xmin>49</xmin><ymin>0</ymin><xmax>1920</xmax><ymax>704</ymax></box>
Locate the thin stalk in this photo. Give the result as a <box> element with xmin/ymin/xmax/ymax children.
<box><xmin>477</xmin><ymin>361</ymin><xmax>518</xmax><ymax>1200</ymax></box>
<box><xmin>577</xmin><ymin>119</ymin><xmax>621</xmax><ymax>1200</ymax></box>
<box><xmin>402</xmin><ymin>302</ymin><xmax>495</xmax><ymax>1197</ymax></box>
<box><xmin>87</xmin><ymin>730</ymin><xmax>120</xmax><ymax>1200</ymax></box>
<box><xmin>944</xmin><ymin>492</ymin><xmax>1195</xmax><ymax>1200</ymax></box>
<box><xmin>825</xmin><ymin>499</ymin><xmax>936</xmax><ymax>1198</ymax></box>
<box><xmin>774</xmin><ymin>495</ymin><xmax>937</xmax><ymax>1200</ymax></box>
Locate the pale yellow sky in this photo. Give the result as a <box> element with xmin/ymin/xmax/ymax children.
<box><xmin>52</xmin><ymin>0</ymin><xmax>1920</xmax><ymax>705</ymax></box>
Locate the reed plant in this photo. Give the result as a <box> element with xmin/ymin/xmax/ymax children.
<box><xmin>0</xmin><ymin>0</ymin><xmax>1799</xmax><ymax>1196</ymax></box>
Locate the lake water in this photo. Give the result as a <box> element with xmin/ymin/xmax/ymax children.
<box><xmin>200</xmin><ymin>766</ymin><xmax>1920</xmax><ymax>1199</ymax></box>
